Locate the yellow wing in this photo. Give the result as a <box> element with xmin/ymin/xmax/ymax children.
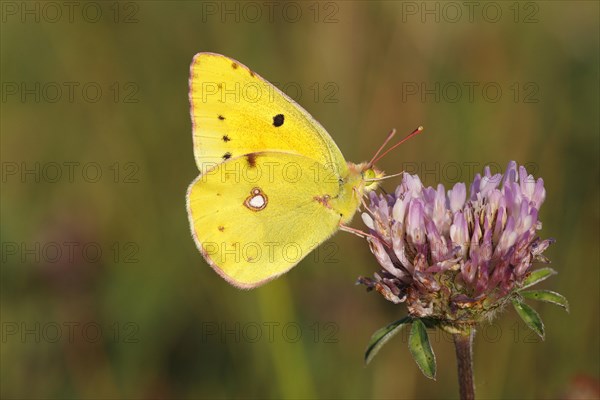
<box><xmin>186</xmin><ymin>152</ymin><xmax>344</xmax><ymax>288</ymax></box>
<box><xmin>188</xmin><ymin>52</ymin><xmax>348</xmax><ymax>176</ymax></box>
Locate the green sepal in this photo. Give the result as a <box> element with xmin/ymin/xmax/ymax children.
<box><xmin>520</xmin><ymin>290</ymin><xmax>569</xmax><ymax>312</ymax></box>
<box><xmin>521</xmin><ymin>267</ymin><xmax>557</xmax><ymax>289</ymax></box>
<box><xmin>408</xmin><ymin>319</ymin><xmax>436</xmax><ymax>380</ymax></box>
<box><xmin>364</xmin><ymin>316</ymin><xmax>411</xmax><ymax>365</ymax></box>
<box><xmin>512</xmin><ymin>299</ymin><xmax>545</xmax><ymax>340</ymax></box>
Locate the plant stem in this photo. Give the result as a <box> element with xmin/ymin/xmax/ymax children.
<box><xmin>453</xmin><ymin>329</ymin><xmax>475</xmax><ymax>400</ymax></box>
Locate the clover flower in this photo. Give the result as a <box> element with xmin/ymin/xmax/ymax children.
<box><xmin>359</xmin><ymin>161</ymin><xmax>568</xmax><ymax>390</ymax></box>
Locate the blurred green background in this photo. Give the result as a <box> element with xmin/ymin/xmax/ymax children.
<box><xmin>1</xmin><ymin>1</ymin><xmax>598</xmax><ymax>399</ymax></box>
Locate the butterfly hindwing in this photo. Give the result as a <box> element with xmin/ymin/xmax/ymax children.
<box><xmin>186</xmin><ymin>152</ymin><xmax>343</xmax><ymax>288</ymax></box>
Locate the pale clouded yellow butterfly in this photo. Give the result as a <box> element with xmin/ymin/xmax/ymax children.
<box><xmin>186</xmin><ymin>52</ymin><xmax>421</xmax><ymax>288</ymax></box>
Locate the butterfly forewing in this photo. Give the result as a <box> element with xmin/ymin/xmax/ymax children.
<box><xmin>189</xmin><ymin>52</ymin><xmax>348</xmax><ymax>177</ymax></box>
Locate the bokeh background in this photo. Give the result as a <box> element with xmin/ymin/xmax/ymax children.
<box><xmin>1</xmin><ymin>1</ymin><xmax>598</xmax><ymax>399</ymax></box>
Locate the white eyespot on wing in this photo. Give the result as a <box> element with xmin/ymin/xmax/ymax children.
<box><xmin>244</xmin><ymin>187</ymin><xmax>268</xmax><ymax>211</ymax></box>
<box><xmin>249</xmin><ymin>194</ymin><xmax>265</xmax><ymax>208</ymax></box>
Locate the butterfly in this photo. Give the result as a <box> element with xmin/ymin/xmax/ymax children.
<box><xmin>186</xmin><ymin>52</ymin><xmax>421</xmax><ymax>288</ymax></box>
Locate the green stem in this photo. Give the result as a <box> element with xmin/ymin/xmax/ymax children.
<box><xmin>453</xmin><ymin>329</ymin><xmax>475</xmax><ymax>400</ymax></box>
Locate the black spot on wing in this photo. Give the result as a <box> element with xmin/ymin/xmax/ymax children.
<box><xmin>218</xmin><ymin>226</ymin><xmax>225</xmax><ymax>232</ymax></box>
<box><xmin>232</xmin><ymin>62</ymin><xmax>238</xmax><ymax>69</ymax></box>
<box><xmin>223</xmin><ymin>152</ymin><xmax>232</xmax><ymax>160</ymax></box>
<box><xmin>222</xmin><ymin>135</ymin><xmax>231</xmax><ymax>142</ymax></box>
<box><xmin>273</xmin><ymin>114</ymin><xmax>284</xmax><ymax>127</ymax></box>
<box><xmin>246</xmin><ymin>154</ymin><xmax>257</xmax><ymax>168</ymax></box>
<box><xmin>218</xmin><ymin>115</ymin><xmax>225</xmax><ymax>120</ymax></box>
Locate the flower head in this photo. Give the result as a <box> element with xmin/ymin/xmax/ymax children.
<box><xmin>359</xmin><ymin>161</ymin><xmax>554</xmax><ymax>327</ymax></box>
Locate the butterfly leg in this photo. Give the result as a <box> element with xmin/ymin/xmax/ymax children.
<box><xmin>339</xmin><ymin>223</ymin><xmax>372</xmax><ymax>239</ymax></box>
<box><xmin>339</xmin><ymin>221</ymin><xmax>386</xmax><ymax>240</ymax></box>
<box><xmin>339</xmin><ymin>224</ymin><xmax>393</xmax><ymax>251</ymax></box>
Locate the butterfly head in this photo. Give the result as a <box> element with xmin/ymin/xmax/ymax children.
<box><xmin>362</xmin><ymin>165</ymin><xmax>385</xmax><ymax>190</ymax></box>
<box><xmin>347</xmin><ymin>162</ymin><xmax>385</xmax><ymax>194</ymax></box>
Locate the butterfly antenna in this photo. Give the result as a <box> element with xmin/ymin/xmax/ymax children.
<box><xmin>367</xmin><ymin>128</ymin><xmax>397</xmax><ymax>169</ymax></box>
<box><xmin>370</xmin><ymin>126</ymin><xmax>424</xmax><ymax>167</ymax></box>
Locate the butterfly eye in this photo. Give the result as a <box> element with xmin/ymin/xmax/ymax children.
<box><xmin>363</xmin><ymin>168</ymin><xmax>383</xmax><ymax>189</ymax></box>
<box><xmin>363</xmin><ymin>169</ymin><xmax>376</xmax><ymax>181</ymax></box>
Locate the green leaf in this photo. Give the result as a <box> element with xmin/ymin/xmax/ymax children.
<box><xmin>512</xmin><ymin>299</ymin><xmax>545</xmax><ymax>340</ymax></box>
<box><xmin>408</xmin><ymin>319</ymin><xmax>436</xmax><ymax>380</ymax></box>
<box><xmin>364</xmin><ymin>316</ymin><xmax>411</xmax><ymax>365</ymax></box>
<box><xmin>520</xmin><ymin>290</ymin><xmax>570</xmax><ymax>312</ymax></box>
<box><xmin>521</xmin><ymin>267</ymin><xmax>557</xmax><ymax>289</ymax></box>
